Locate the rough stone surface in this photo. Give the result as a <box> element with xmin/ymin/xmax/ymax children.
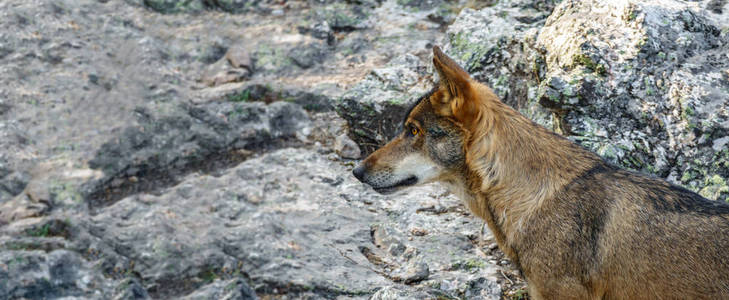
<box><xmin>0</xmin><ymin>0</ymin><xmax>510</xmax><ymax>298</ymax></box>
<box><xmin>225</xmin><ymin>46</ymin><xmax>253</xmax><ymax>71</ymax></box>
<box><xmin>443</xmin><ymin>0</ymin><xmax>729</xmax><ymax>202</ymax></box>
<box><xmin>84</xmin><ymin>100</ymin><xmax>311</xmax><ymax>210</ymax></box>
<box><xmin>334</xmin><ymin>133</ymin><xmax>362</xmax><ymax>159</ymax></box>
<box><xmin>201</xmin><ymin>57</ymin><xmax>250</xmax><ymax>87</ymax></box>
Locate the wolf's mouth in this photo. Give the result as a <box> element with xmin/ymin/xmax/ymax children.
<box><xmin>373</xmin><ymin>176</ymin><xmax>418</xmax><ymax>194</ymax></box>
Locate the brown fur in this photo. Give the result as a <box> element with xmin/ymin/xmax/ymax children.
<box><xmin>353</xmin><ymin>46</ymin><xmax>729</xmax><ymax>299</ymax></box>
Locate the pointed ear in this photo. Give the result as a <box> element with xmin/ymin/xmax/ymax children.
<box><xmin>432</xmin><ymin>46</ymin><xmax>478</xmax><ymax>123</ymax></box>
<box><xmin>433</xmin><ymin>45</ymin><xmax>472</xmax><ymax>100</ymax></box>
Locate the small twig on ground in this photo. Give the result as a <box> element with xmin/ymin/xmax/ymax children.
<box><xmin>501</xmin><ymin>269</ymin><xmax>515</xmax><ymax>286</ymax></box>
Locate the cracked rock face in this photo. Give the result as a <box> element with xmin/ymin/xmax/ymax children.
<box><xmin>0</xmin><ymin>0</ymin><xmax>514</xmax><ymax>298</ymax></box>
<box><xmin>444</xmin><ymin>0</ymin><xmax>729</xmax><ymax>202</ymax></box>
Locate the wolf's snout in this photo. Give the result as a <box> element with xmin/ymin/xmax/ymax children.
<box><xmin>352</xmin><ymin>165</ymin><xmax>366</xmax><ymax>181</ymax></box>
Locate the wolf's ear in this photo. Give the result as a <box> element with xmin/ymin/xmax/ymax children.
<box><xmin>433</xmin><ymin>46</ymin><xmax>471</xmax><ymax>99</ymax></box>
<box><xmin>432</xmin><ymin>46</ymin><xmax>477</xmax><ymax>122</ymax></box>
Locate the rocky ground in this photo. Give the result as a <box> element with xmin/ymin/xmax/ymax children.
<box><xmin>0</xmin><ymin>0</ymin><xmax>727</xmax><ymax>299</ymax></box>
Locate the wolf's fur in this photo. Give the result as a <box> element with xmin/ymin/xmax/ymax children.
<box><xmin>352</xmin><ymin>46</ymin><xmax>729</xmax><ymax>299</ymax></box>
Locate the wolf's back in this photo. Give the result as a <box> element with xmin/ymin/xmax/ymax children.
<box><xmin>528</xmin><ymin>162</ymin><xmax>729</xmax><ymax>299</ymax></box>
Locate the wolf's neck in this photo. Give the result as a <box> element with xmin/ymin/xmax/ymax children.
<box><xmin>462</xmin><ymin>99</ymin><xmax>603</xmax><ymax>254</ymax></box>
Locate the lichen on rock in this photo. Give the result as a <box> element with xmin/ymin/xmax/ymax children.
<box><xmin>444</xmin><ymin>0</ymin><xmax>729</xmax><ymax>201</ymax></box>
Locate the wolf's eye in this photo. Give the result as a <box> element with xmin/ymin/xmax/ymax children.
<box><xmin>410</xmin><ymin>127</ymin><xmax>419</xmax><ymax>136</ymax></box>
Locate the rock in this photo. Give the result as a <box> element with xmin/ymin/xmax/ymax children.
<box><xmin>68</xmin><ymin>147</ymin><xmax>502</xmax><ymax>298</ymax></box>
<box><xmin>298</xmin><ymin>21</ymin><xmax>335</xmax><ymax>45</ymax></box>
<box><xmin>0</xmin><ymin>194</ymin><xmax>49</xmax><ymax>225</ymax></box>
<box><xmin>199</xmin><ymin>40</ymin><xmax>228</xmax><ymax>64</ymax></box>
<box><xmin>0</xmin><ymin>249</ymin><xmax>110</xmax><ymax>299</ymax></box>
<box><xmin>370</xmin><ymin>286</ymin><xmax>429</xmax><ymax>299</ymax></box>
<box><xmin>201</xmin><ymin>58</ymin><xmax>250</xmax><ymax>87</ymax></box>
<box><xmin>225</xmin><ymin>46</ymin><xmax>253</xmax><ymax>71</ymax></box>
<box><xmin>373</xmin><ymin>225</ymin><xmax>407</xmax><ymax>257</ymax></box>
<box><xmin>78</xmin><ymin>148</ymin><xmax>388</xmax><ymax>298</ymax></box>
<box><xmin>0</xmin><ymin>171</ymin><xmax>30</xmax><ymax>197</ymax></box>
<box><xmin>0</xmin><ymin>161</ymin><xmax>10</xmax><ymax>180</ymax></box>
<box><xmin>397</xmin><ymin>0</ymin><xmax>443</xmax><ymax>11</ymax></box>
<box><xmin>307</xmin><ymin>112</ymin><xmax>349</xmax><ymax>153</ymax></box>
<box><xmin>0</xmin><ymin>99</ymin><xmax>9</xmax><ymax>116</ymax></box>
<box><xmin>138</xmin><ymin>0</ymin><xmax>207</xmax><ymax>14</ymax></box>
<box><xmin>538</xmin><ymin>0</ymin><xmax>729</xmax><ymax>201</ymax></box>
<box><xmin>707</xmin><ymin>0</ymin><xmax>728</xmax><ymax>14</ymax></box>
<box><xmin>0</xmin><ymin>44</ymin><xmax>12</xmax><ymax>60</ymax></box>
<box><xmin>392</xmin><ymin>260</ymin><xmax>430</xmax><ymax>284</ymax></box>
<box><xmin>214</xmin><ymin>0</ymin><xmax>260</xmax><ymax>14</ymax></box>
<box><xmin>444</xmin><ymin>1</ymin><xmax>554</xmax><ymax>128</ymax></box>
<box><xmin>288</xmin><ymin>42</ymin><xmax>328</xmax><ymax>69</ymax></box>
<box><xmin>313</xmin><ymin>3</ymin><xmax>371</xmax><ymax>32</ymax></box>
<box><xmin>112</xmin><ymin>277</ymin><xmax>150</xmax><ymax>300</ymax></box>
<box><xmin>84</xmin><ymin>101</ymin><xmax>311</xmax><ymax>209</ymax></box>
<box><xmin>459</xmin><ymin>275</ymin><xmax>502</xmax><ymax>300</ymax></box>
<box><xmin>180</xmin><ymin>278</ymin><xmax>257</xmax><ymax>300</ymax></box>
<box><xmin>251</xmin><ymin>43</ymin><xmax>295</xmax><ymax>74</ymax></box>
<box><xmin>286</xmin><ymin>88</ymin><xmax>336</xmax><ymax>112</ymax></box>
<box><xmin>334</xmin><ymin>134</ymin><xmax>361</xmax><ymax>159</ymax></box>
<box><xmin>444</xmin><ymin>0</ymin><xmax>729</xmax><ymax>202</ymax></box>
<box><xmin>0</xmin><ymin>0</ymin><xmax>502</xmax><ymax>298</ymax></box>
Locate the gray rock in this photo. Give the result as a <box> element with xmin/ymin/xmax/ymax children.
<box><xmin>707</xmin><ymin>0</ymin><xmax>727</xmax><ymax>14</ymax></box>
<box><xmin>0</xmin><ymin>194</ymin><xmax>51</xmax><ymax>225</ymax></box>
<box><xmin>0</xmin><ymin>44</ymin><xmax>12</xmax><ymax>60</ymax></box>
<box><xmin>251</xmin><ymin>43</ymin><xmax>295</xmax><ymax>74</ymax></box>
<box><xmin>334</xmin><ymin>133</ymin><xmax>361</xmax><ymax>159</ymax></box>
<box><xmin>288</xmin><ymin>42</ymin><xmax>328</xmax><ymax>69</ymax></box>
<box><xmin>66</xmin><ymin>147</ymin><xmax>500</xmax><ymax>298</ymax></box>
<box><xmin>214</xmin><ymin>0</ymin><xmax>260</xmax><ymax>14</ymax></box>
<box><xmin>444</xmin><ymin>0</ymin><xmax>729</xmax><ymax>201</ymax></box>
<box><xmin>225</xmin><ymin>46</ymin><xmax>253</xmax><ymax>71</ymax></box>
<box><xmin>372</xmin><ymin>225</ymin><xmax>408</xmax><ymax>257</ymax></box>
<box><xmin>136</xmin><ymin>0</ymin><xmax>207</xmax><ymax>14</ymax></box>
<box><xmin>397</xmin><ymin>0</ymin><xmax>443</xmax><ymax>11</ymax></box>
<box><xmin>313</xmin><ymin>3</ymin><xmax>371</xmax><ymax>32</ymax></box>
<box><xmin>370</xmin><ymin>286</ymin><xmax>429</xmax><ymax>300</ymax></box>
<box><xmin>78</xmin><ymin>149</ymin><xmax>386</xmax><ymax>298</ymax></box>
<box><xmin>84</xmin><ymin>100</ymin><xmax>310</xmax><ymax>210</ymax></box>
<box><xmin>112</xmin><ymin>277</ymin><xmax>150</xmax><ymax>300</ymax></box>
<box><xmin>444</xmin><ymin>1</ymin><xmax>554</xmax><ymax>128</ymax></box>
<box><xmin>460</xmin><ymin>275</ymin><xmax>502</xmax><ymax>300</ymax></box>
<box><xmin>392</xmin><ymin>260</ymin><xmax>430</xmax><ymax>284</ymax></box>
<box><xmin>199</xmin><ymin>40</ymin><xmax>229</xmax><ymax>64</ymax></box>
<box><xmin>201</xmin><ymin>58</ymin><xmax>250</xmax><ymax>87</ymax></box>
<box><xmin>0</xmin><ymin>161</ymin><xmax>10</xmax><ymax>180</ymax></box>
<box><xmin>298</xmin><ymin>21</ymin><xmax>335</xmax><ymax>45</ymax></box>
<box><xmin>0</xmin><ymin>249</ymin><xmax>110</xmax><ymax>299</ymax></box>
<box><xmin>180</xmin><ymin>278</ymin><xmax>256</xmax><ymax>300</ymax></box>
<box><xmin>0</xmin><ymin>171</ymin><xmax>29</xmax><ymax>197</ymax></box>
<box><xmin>0</xmin><ymin>99</ymin><xmax>9</xmax><ymax>116</ymax></box>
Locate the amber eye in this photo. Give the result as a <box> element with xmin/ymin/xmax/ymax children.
<box><xmin>410</xmin><ymin>127</ymin><xmax>419</xmax><ymax>136</ymax></box>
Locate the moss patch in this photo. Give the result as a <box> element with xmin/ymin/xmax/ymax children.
<box><xmin>699</xmin><ymin>174</ymin><xmax>729</xmax><ymax>200</ymax></box>
<box><xmin>572</xmin><ymin>54</ymin><xmax>607</xmax><ymax>76</ymax></box>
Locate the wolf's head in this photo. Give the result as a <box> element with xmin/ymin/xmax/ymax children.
<box><xmin>352</xmin><ymin>46</ymin><xmax>496</xmax><ymax>194</ymax></box>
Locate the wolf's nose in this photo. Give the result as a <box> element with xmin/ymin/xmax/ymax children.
<box><xmin>352</xmin><ymin>165</ymin><xmax>366</xmax><ymax>181</ymax></box>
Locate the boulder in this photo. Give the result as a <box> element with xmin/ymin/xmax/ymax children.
<box><xmin>443</xmin><ymin>0</ymin><xmax>729</xmax><ymax>201</ymax></box>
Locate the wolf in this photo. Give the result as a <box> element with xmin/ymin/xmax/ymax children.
<box><xmin>352</xmin><ymin>46</ymin><xmax>729</xmax><ymax>299</ymax></box>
